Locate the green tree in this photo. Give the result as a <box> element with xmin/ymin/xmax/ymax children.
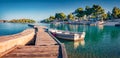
<box><xmin>101</xmin><ymin>14</ymin><xmax>107</xmax><ymax>20</ymax></box>
<box><xmin>112</xmin><ymin>7</ymin><xmax>120</xmax><ymax>18</ymax></box>
<box><xmin>67</xmin><ymin>13</ymin><xmax>74</xmax><ymax>21</ymax></box>
<box><xmin>85</xmin><ymin>6</ymin><xmax>94</xmax><ymax>19</ymax></box>
<box><xmin>92</xmin><ymin>4</ymin><xmax>105</xmax><ymax>19</ymax></box>
<box><xmin>49</xmin><ymin>16</ymin><xmax>55</xmax><ymax>21</ymax></box>
<box><xmin>49</xmin><ymin>16</ymin><xmax>55</xmax><ymax>19</ymax></box>
<box><xmin>85</xmin><ymin>6</ymin><xmax>93</xmax><ymax>16</ymax></box>
<box><xmin>75</xmin><ymin>8</ymin><xmax>85</xmax><ymax>20</ymax></box>
<box><xmin>41</xmin><ymin>16</ymin><xmax>55</xmax><ymax>23</ymax></box>
<box><xmin>55</xmin><ymin>13</ymin><xmax>66</xmax><ymax>21</ymax></box>
<box><xmin>9</xmin><ymin>19</ymin><xmax>35</xmax><ymax>23</ymax></box>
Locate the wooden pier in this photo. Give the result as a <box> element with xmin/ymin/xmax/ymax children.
<box><xmin>35</xmin><ymin>26</ymin><xmax>57</xmax><ymax>46</ymax></box>
<box><xmin>1</xmin><ymin>26</ymin><xmax>67</xmax><ymax>58</ymax></box>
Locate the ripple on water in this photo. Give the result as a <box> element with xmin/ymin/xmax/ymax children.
<box><xmin>50</xmin><ymin>24</ymin><xmax>120</xmax><ymax>58</ymax></box>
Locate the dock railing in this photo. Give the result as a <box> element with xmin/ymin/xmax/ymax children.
<box><xmin>48</xmin><ymin>31</ymin><xmax>68</xmax><ymax>58</ymax></box>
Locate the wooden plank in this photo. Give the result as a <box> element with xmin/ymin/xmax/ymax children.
<box><xmin>35</xmin><ymin>26</ymin><xmax>57</xmax><ymax>46</ymax></box>
<box><xmin>16</xmin><ymin>45</ymin><xmax>59</xmax><ymax>49</ymax></box>
<box><xmin>11</xmin><ymin>46</ymin><xmax>59</xmax><ymax>53</ymax></box>
<box><xmin>4</xmin><ymin>52</ymin><xmax>58</xmax><ymax>57</ymax></box>
<box><xmin>3</xmin><ymin>46</ymin><xmax>59</xmax><ymax>57</ymax></box>
<box><xmin>4</xmin><ymin>56</ymin><xmax>58</xmax><ymax>58</ymax></box>
<box><xmin>2</xmin><ymin>26</ymin><xmax>67</xmax><ymax>58</ymax></box>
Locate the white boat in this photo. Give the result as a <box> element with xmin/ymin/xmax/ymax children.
<box><xmin>49</xmin><ymin>29</ymin><xmax>85</xmax><ymax>41</ymax></box>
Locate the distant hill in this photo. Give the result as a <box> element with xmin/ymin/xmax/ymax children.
<box><xmin>0</xmin><ymin>20</ymin><xmax>8</xmax><ymax>23</ymax></box>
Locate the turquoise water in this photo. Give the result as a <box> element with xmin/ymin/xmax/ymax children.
<box><xmin>0</xmin><ymin>23</ymin><xmax>29</xmax><ymax>36</ymax></box>
<box><xmin>1</xmin><ymin>23</ymin><xmax>120</xmax><ymax>58</ymax></box>
<box><xmin>50</xmin><ymin>23</ymin><xmax>120</xmax><ymax>58</ymax></box>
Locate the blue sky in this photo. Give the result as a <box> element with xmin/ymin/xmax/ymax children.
<box><xmin>0</xmin><ymin>0</ymin><xmax>120</xmax><ymax>21</ymax></box>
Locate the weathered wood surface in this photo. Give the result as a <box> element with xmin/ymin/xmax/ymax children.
<box><xmin>2</xmin><ymin>26</ymin><xmax>67</xmax><ymax>58</ymax></box>
<box><xmin>3</xmin><ymin>46</ymin><xmax>59</xmax><ymax>58</ymax></box>
<box><xmin>35</xmin><ymin>26</ymin><xmax>57</xmax><ymax>46</ymax></box>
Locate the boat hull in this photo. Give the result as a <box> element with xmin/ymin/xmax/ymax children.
<box><xmin>50</xmin><ymin>31</ymin><xmax>85</xmax><ymax>41</ymax></box>
<box><xmin>56</xmin><ymin>35</ymin><xmax>84</xmax><ymax>41</ymax></box>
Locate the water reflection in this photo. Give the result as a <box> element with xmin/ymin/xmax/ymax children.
<box><xmin>50</xmin><ymin>23</ymin><xmax>120</xmax><ymax>58</ymax></box>
<box><xmin>98</xmin><ymin>25</ymin><xmax>104</xmax><ymax>30</ymax></box>
<box><xmin>74</xmin><ymin>40</ymin><xmax>85</xmax><ymax>49</ymax></box>
<box><xmin>80</xmin><ymin>40</ymin><xmax>85</xmax><ymax>46</ymax></box>
<box><xmin>50</xmin><ymin>23</ymin><xmax>86</xmax><ymax>32</ymax></box>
